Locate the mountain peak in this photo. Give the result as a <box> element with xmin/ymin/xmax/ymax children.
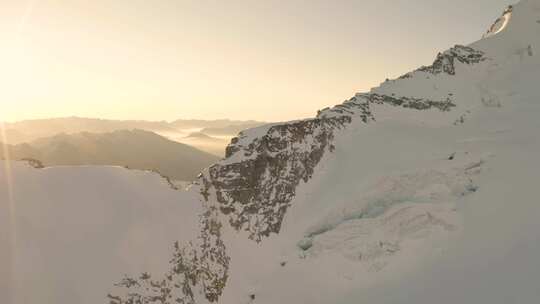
<box><xmin>474</xmin><ymin>0</ymin><xmax>540</xmax><ymax>59</ymax></box>
<box><xmin>483</xmin><ymin>5</ymin><xmax>513</xmax><ymax>39</ymax></box>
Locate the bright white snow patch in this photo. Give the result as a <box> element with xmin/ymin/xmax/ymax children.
<box><xmin>299</xmin><ymin>156</ymin><xmax>483</xmax><ymax>272</ymax></box>
<box><xmin>483</xmin><ymin>7</ymin><xmax>513</xmax><ymax>38</ymax></box>
<box><xmin>0</xmin><ymin>163</ymin><xmax>202</xmax><ymax>304</ymax></box>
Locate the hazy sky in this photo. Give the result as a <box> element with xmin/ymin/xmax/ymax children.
<box><xmin>0</xmin><ymin>0</ymin><xmax>514</xmax><ymax>122</ymax></box>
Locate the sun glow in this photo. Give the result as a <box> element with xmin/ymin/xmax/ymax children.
<box><xmin>0</xmin><ymin>2</ymin><xmax>36</xmax><ymax>300</ymax></box>
<box><xmin>0</xmin><ymin>122</ymin><xmax>15</xmax><ymax>211</ymax></box>
<box><xmin>1</xmin><ymin>121</ymin><xmax>16</xmax><ymax>303</ymax></box>
<box><xmin>1</xmin><ymin>0</ymin><xmax>36</xmax><ymax>123</ymax></box>
<box><xmin>0</xmin><ymin>1</ymin><xmax>515</xmax><ymax>123</ymax></box>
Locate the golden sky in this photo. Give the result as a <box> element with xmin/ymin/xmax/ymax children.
<box><xmin>0</xmin><ymin>0</ymin><xmax>513</xmax><ymax>122</ymax></box>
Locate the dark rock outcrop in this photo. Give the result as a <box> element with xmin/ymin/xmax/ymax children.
<box><xmin>400</xmin><ymin>45</ymin><xmax>487</xmax><ymax>78</ymax></box>
<box><xmin>107</xmin><ymin>207</ymin><xmax>229</xmax><ymax>304</ymax></box>
<box><xmin>202</xmin><ymin>116</ymin><xmax>352</xmax><ymax>242</ymax></box>
<box><xmin>199</xmin><ymin>90</ymin><xmax>457</xmax><ymax>242</ymax></box>
<box><xmin>360</xmin><ymin>93</ymin><xmax>455</xmax><ymax>112</ymax></box>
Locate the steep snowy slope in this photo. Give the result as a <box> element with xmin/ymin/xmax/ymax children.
<box><xmin>189</xmin><ymin>1</ymin><xmax>540</xmax><ymax>302</ymax></box>
<box><xmin>2</xmin><ymin>1</ymin><xmax>540</xmax><ymax>303</ymax></box>
<box><xmin>0</xmin><ymin>162</ymin><xmax>204</xmax><ymax>304</ymax></box>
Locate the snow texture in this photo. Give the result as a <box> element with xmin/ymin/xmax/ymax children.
<box><xmin>2</xmin><ymin>1</ymin><xmax>540</xmax><ymax>303</ymax></box>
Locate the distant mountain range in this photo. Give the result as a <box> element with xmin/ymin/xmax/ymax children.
<box><xmin>183</xmin><ymin>132</ymin><xmax>221</xmax><ymax>140</ymax></box>
<box><xmin>0</xmin><ymin>129</ymin><xmax>219</xmax><ymax>181</ymax></box>
<box><xmin>2</xmin><ymin>117</ymin><xmax>174</xmax><ymax>144</ymax></box>
<box><xmin>200</xmin><ymin>122</ymin><xmax>265</xmax><ymax>136</ymax></box>
<box><xmin>169</xmin><ymin>119</ymin><xmax>265</xmax><ymax>130</ymax></box>
<box><xmin>1</xmin><ymin>117</ymin><xmax>268</xmax><ymax>157</ymax></box>
<box><xmin>1</xmin><ymin>117</ymin><xmax>268</xmax><ymax>145</ymax></box>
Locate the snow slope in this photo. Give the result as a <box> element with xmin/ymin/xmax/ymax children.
<box><xmin>2</xmin><ymin>1</ymin><xmax>540</xmax><ymax>303</ymax></box>
<box><xmin>0</xmin><ymin>163</ymin><xmax>203</xmax><ymax>304</ymax></box>
<box><xmin>208</xmin><ymin>1</ymin><xmax>540</xmax><ymax>303</ymax></box>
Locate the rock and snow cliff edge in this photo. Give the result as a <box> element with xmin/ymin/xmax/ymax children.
<box><xmin>2</xmin><ymin>1</ymin><xmax>540</xmax><ymax>303</ymax></box>
<box><xmin>109</xmin><ymin>1</ymin><xmax>540</xmax><ymax>302</ymax></box>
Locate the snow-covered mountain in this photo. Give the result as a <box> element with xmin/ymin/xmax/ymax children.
<box><xmin>1</xmin><ymin>117</ymin><xmax>176</xmax><ymax>144</ymax></box>
<box><xmin>2</xmin><ymin>1</ymin><xmax>540</xmax><ymax>303</ymax></box>
<box><xmin>1</xmin><ymin>117</ymin><xmax>266</xmax><ymax>148</ymax></box>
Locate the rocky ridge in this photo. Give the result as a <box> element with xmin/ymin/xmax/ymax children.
<box><xmin>109</xmin><ymin>35</ymin><xmax>491</xmax><ymax>304</ymax></box>
<box><xmin>399</xmin><ymin>45</ymin><xmax>487</xmax><ymax>78</ymax></box>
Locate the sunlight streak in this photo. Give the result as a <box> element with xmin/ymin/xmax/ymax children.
<box><xmin>1</xmin><ymin>122</ymin><xmax>16</xmax><ymax>304</ymax></box>
<box><xmin>1</xmin><ymin>2</ymin><xmax>36</xmax><ymax>301</ymax></box>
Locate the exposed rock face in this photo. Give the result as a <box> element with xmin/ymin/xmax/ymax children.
<box><xmin>199</xmin><ymin>90</ymin><xmax>458</xmax><ymax>242</ymax></box>
<box><xmin>202</xmin><ymin>116</ymin><xmax>352</xmax><ymax>242</ymax></box>
<box><xmin>359</xmin><ymin>93</ymin><xmax>455</xmax><ymax>112</ymax></box>
<box><xmin>400</xmin><ymin>45</ymin><xmax>487</xmax><ymax>78</ymax></box>
<box><xmin>20</xmin><ymin>158</ymin><xmax>45</xmax><ymax>169</ymax></box>
<box><xmin>107</xmin><ymin>206</ymin><xmax>229</xmax><ymax>304</ymax></box>
<box><xmin>419</xmin><ymin>45</ymin><xmax>487</xmax><ymax>75</ymax></box>
<box><xmin>316</xmin><ymin>96</ymin><xmax>374</xmax><ymax>122</ymax></box>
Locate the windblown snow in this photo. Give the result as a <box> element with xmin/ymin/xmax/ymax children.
<box><xmin>2</xmin><ymin>1</ymin><xmax>540</xmax><ymax>303</ymax></box>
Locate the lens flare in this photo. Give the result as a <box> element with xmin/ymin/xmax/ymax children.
<box><xmin>1</xmin><ymin>2</ymin><xmax>36</xmax><ymax>302</ymax></box>
<box><xmin>1</xmin><ymin>121</ymin><xmax>16</xmax><ymax>304</ymax></box>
